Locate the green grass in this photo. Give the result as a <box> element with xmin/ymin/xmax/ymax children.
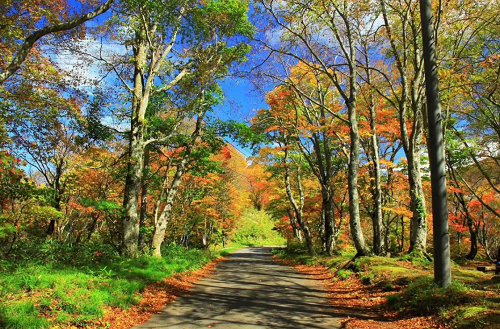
<box><xmin>231</xmin><ymin>209</ymin><xmax>286</xmax><ymax>247</ymax></box>
<box><xmin>0</xmin><ymin>244</ymin><xmax>217</xmax><ymax>329</ymax></box>
<box><xmin>450</xmin><ymin>306</ymin><xmax>500</xmax><ymax>329</ymax></box>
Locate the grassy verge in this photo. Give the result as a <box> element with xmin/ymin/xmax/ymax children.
<box><xmin>0</xmin><ymin>243</ymin><xmax>220</xmax><ymax>329</ymax></box>
<box><xmin>273</xmin><ymin>242</ymin><xmax>500</xmax><ymax>328</ymax></box>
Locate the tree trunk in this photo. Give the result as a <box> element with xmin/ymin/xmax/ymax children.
<box><xmin>87</xmin><ymin>213</ymin><xmax>100</xmax><ymax>241</ymax></box>
<box><xmin>283</xmin><ymin>148</ymin><xmax>315</xmax><ymax>256</ymax></box>
<box><xmin>121</xmin><ymin>128</ymin><xmax>144</xmax><ymax>258</ymax></box>
<box><xmin>401</xmin><ymin>215</ymin><xmax>405</xmax><ymax>253</ymax></box>
<box><xmin>287</xmin><ymin>209</ymin><xmax>302</xmax><ymax>242</ymax></box>
<box><xmin>449</xmin><ymin>161</ymin><xmax>477</xmax><ymax>261</ymax></box>
<box><xmin>380</xmin><ymin>0</ymin><xmax>427</xmax><ymax>254</ymax></box>
<box><xmin>363</xmin><ymin>45</ymin><xmax>385</xmax><ymax>255</ymax></box>
<box><xmin>322</xmin><ymin>186</ymin><xmax>336</xmax><ymax>255</ymax></box>
<box><xmin>466</xmin><ymin>223</ymin><xmax>478</xmax><ymax>260</ymax></box>
<box><xmin>368</xmin><ymin>99</ymin><xmax>384</xmax><ymax>255</ymax></box>
<box><xmin>420</xmin><ymin>0</ymin><xmax>451</xmax><ymax>288</ymax></box>
<box><xmin>347</xmin><ymin>102</ymin><xmax>368</xmax><ymax>256</ymax></box>
<box><xmin>121</xmin><ymin>33</ymin><xmax>149</xmax><ymax>258</ymax></box>
<box><xmin>46</xmin><ymin>184</ymin><xmax>62</xmax><ymax>236</ymax></box>
<box><xmin>138</xmin><ymin>148</ymin><xmax>150</xmax><ymax>250</ymax></box>
<box><xmin>408</xmin><ymin>151</ymin><xmax>428</xmax><ymax>253</ymax></box>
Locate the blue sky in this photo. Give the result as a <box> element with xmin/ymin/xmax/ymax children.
<box><xmin>212</xmin><ymin>78</ymin><xmax>268</xmax><ymax>157</ymax></box>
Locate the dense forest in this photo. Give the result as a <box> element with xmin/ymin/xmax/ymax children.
<box><xmin>1</xmin><ymin>0</ymin><xmax>500</xmax><ymax>328</ymax></box>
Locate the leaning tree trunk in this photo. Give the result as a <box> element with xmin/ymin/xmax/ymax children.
<box><xmin>457</xmin><ymin>191</ymin><xmax>478</xmax><ymax>260</ymax></box>
<box><xmin>287</xmin><ymin>209</ymin><xmax>302</xmax><ymax>242</ymax></box>
<box><xmin>450</xmin><ymin>163</ymin><xmax>477</xmax><ymax>260</ymax></box>
<box><xmin>150</xmin><ymin>112</ymin><xmax>204</xmax><ymax>257</ymax></box>
<box><xmin>86</xmin><ymin>212</ymin><xmax>100</xmax><ymax>241</ymax></box>
<box><xmin>466</xmin><ymin>221</ymin><xmax>478</xmax><ymax>260</ymax></box>
<box><xmin>150</xmin><ymin>157</ymin><xmax>189</xmax><ymax>257</ymax></box>
<box><xmin>283</xmin><ymin>148</ymin><xmax>315</xmax><ymax>256</ymax></box>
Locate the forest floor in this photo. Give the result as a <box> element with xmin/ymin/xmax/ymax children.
<box><xmin>273</xmin><ymin>245</ymin><xmax>500</xmax><ymax>329</ymax></box>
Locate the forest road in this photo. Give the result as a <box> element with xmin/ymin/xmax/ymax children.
<box><xmin>132</xmin><ymin>247</ymin><xmax>342</xmax><ymax>329</ymax></box>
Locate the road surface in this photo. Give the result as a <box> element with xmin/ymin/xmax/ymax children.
<box><xmin>133</xmin><ymin>247</ymin><xmax>342</xmax><ymax>329</ymax></box>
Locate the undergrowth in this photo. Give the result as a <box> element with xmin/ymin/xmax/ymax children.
<box><xmin>387</xmin><ymin>277</ymin><xmax>473</xmax><ymax>315</ymax></box>
<box><xmin>0</xmin><ymin>242</ymin><xmax>217</xmax><ymax>329</ymax></box>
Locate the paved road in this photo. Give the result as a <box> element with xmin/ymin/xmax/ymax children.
<box><xmin>133</xmin><ymin>247</ymin><xmax>341</xmax><ymax>329</ymax></box>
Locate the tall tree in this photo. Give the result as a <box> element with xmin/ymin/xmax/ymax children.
<box><xmin>420</xmin><ymin>0</ymin><xmax>451</xmax><ymax>288</ymax></box>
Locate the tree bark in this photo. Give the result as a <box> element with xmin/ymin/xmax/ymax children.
<box><xmin>150</xmin><ymin>156</ymin><xmax>189</xmax><ymax>257</ymax></box>
<box><xmin>466</xmin><ymin>222</ymin><xmax>478</xmax><ymax>260</ymax></box>
<box><xmin>380</xmin><ymin>0</ymin><xmax>428</xmax><ymax>254</ymax></box>
<box><xmin>87</xmin><ymin>213</ymin><xmax>100</xmax><ymax>241</ymax></box>
<box><xmin>287</xmin><ymin>209</ymin><xmax>302</xmax><ymax>242</ymax></box>
<box><xmin>321</xmin><ymin>186</ymin><xmax>336</xmax><ymax>255</ymax></box>
<box><xmin>408</xmin><ymin>152</ymin><xmax>428</xmax><ymax>253</ymax></box>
